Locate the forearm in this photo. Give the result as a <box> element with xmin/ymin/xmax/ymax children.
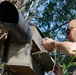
<box><xmin>42</xmin><ymin>38</ymin><xmax>76</xmax><ymax>56</ymax></box>
<box><xmin>55</xmin><ymin>41</ymin><xmax>76</xmax><ymax>56</ymax></box>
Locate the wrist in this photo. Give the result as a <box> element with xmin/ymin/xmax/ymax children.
<box><xmin>50</xmin><ymin>40</ymin><xmax>56</xmax><ymax>50</ymax></box>
<box><xmin>53</xmin><ymin>41</ymin><xmax>57</xmax><ymax>51</ymax></box>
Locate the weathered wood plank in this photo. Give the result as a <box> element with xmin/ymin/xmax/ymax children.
<box><xmin>32</xmin><ymin>51</ymin><xmax>55</xmax><ymax>71</ymax></box>
<box><xmin>30</xmin><ymin>25</ymin><xmax>45</xmax><ymax>52</ymax></box>
<box><xmin>5</xmin><ymin>65</ymin><xmax>36</xmax><ymax>75</ymax></box>
<box><xmin>6</xmin><ymin>42</ymin><xmax>43</xmax><ymax>75</ymax></box>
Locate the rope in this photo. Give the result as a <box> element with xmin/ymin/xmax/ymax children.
<box><xmin>52</xmin><ymin>41</ymin><xmax>57</xmax><ymax>71</ymax></box>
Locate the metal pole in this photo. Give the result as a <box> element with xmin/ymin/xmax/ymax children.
<box><xmin>0</xmin><ymin>1</ymin><xmax>32</xmax><ymax>44</ymax></box>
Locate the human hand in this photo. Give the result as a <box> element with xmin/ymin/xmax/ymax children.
<box><xmin>42</xmin><ymin>38</ymin><xmax>55</xmax><ymax>51</ymax></box>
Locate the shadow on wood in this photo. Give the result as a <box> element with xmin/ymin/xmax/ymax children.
<box><xmin>32</xmin><ymin>51</ymin><xmax>55</xmax><ymax>71</ymax></box>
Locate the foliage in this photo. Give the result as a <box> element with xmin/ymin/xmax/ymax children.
<box><xmin>26</xmin><ymin>0</ymin><xmax>76</xmax><ymax>41</ymax></box>
<box><xmin>0</xmin><ymin>63</ymin><xmax>4</xmax><ymax>70</ymax></box>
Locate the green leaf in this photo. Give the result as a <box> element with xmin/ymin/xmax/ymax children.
<box><xmin>73</xmin><ymin>50</ymin><xmax>76</xmax><ymax>52</ymax></box>
<box><xmin>0</xmin><ymin>63</ymin><xmax>5</xmax><ymax>69</ymax></box>
<box><xmin>68</xmin><ymin>62</ymin><xmax>76</xmax><ymax>67</ymax></box>
<box><xmin>65</xmin><ymin>46</ymin><xmax>69</xmax><ymax>50</ymax></box>
<box><xmin>63</xmin><ymin>63</ymin><xmax>67</xmax><ymax>71</ymax></box>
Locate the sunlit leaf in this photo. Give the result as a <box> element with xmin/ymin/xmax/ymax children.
<box><xmin>63</xmin><ymin>63</ymin><xmax>67</xmax><ymax>71</ymax></box>
<box><xmin>73</xmin><ymin>50</ymin><xmax>76</xmax><ymax>52</ymax></box>
<box><xmin>65</xmin><ymin>46</ymin><xmax>69</xmax><ymax>50</ymax></box>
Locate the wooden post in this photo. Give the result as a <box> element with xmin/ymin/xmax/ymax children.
<box><xmin>30</xmin><ymin>25</ymin><xmax>55</xmax><ymax>71</ymax></box>
<box><xmin>5</xmin><ymin>42</ymin><xmax>43</xmax><ymax>75</ymax></box>
<box><xmin>0</xmin><ymin>1</ymin><xmax>55</xmax><ymax>75</ymax></box>
<box><xmin>0</xmin><ymin>25</ymin><xmax>55</xmax><ymax>75</ymax></box>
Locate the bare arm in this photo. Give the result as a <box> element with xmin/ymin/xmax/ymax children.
<box><xmin>42</xmin><ymin>38</ymin><xmax>76</xmax><ymax>56</ymax></box>
<box><xmin>56</xmin><ymin>41</ymin><xmax>76</xmax><ymax>56</ymax></box>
